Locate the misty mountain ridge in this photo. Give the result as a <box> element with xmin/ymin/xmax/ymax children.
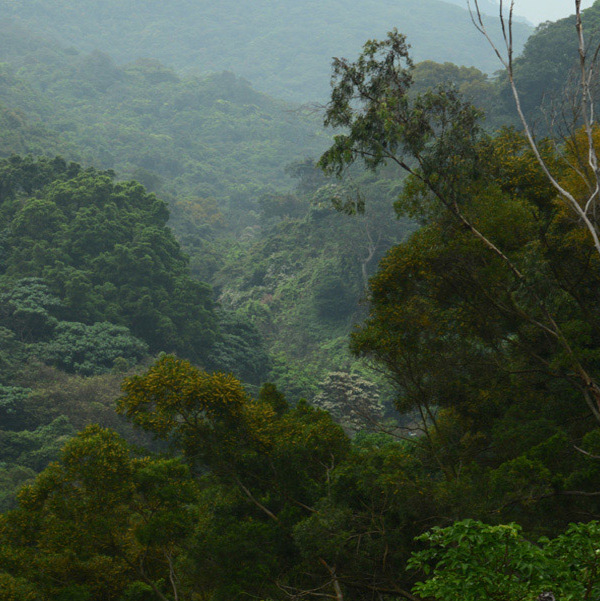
<box><xmin>0</xmin><ymin>0</ymin><xmax>532</xmax><ymax>102</ymax></box>
<box><xmin>0</xmin><ymin>19</ymin><xmax>327</xmax><ymax>218</ymax></box>
<box><xmin>441</xmin><ymin>0</ymin><xmax>533</xmax><ymax>24</ymax></box>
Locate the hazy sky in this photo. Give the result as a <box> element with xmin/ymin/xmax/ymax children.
<box><xmin>512</xmin><ymin>0</ymin><xmax>595</xmax><ymax>24</ymax></box>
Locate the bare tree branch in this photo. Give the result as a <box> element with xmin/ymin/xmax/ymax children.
<box><xmin>470</xmin><ymin>0</ymin><xmax>600</xmax><ymax>256</ymax></box>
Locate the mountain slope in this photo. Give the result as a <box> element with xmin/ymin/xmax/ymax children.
<box><xmin>0</xmin><ymin>21</ymin><xmax>327</xmax><ymax>228</ymax></box>
<box><xmin>0</xmin><ymin>0</ymin><xmax>532</xmax><ymax>102</ymax></box>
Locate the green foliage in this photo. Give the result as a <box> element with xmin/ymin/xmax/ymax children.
<box><xmin>0</xmin><ymin>386</ymin><xmax>32</xmax><ymax>431</ymax></box>
<box><xmin>504</xmin><ymin>4</ymin><xmax>600</xmax><ymax>121</ymax></box>
<box><xmin>0</xmin><ymin>328</ymin><xmax>25</xmax><ymax>383</ymax></box>
<box><xmin>9</xmin><ymin>363</ymin><xmax>145</xmax><ymax>437</ymax></box>
<box><xmin>216</xmin><ymin>165</ymin><xmax>411</xmax><ymax>400</ymax></box>
<box><xmin>0</xmin><ymin>155</ymin><xmax>217</xmax><ymax>362</ymax></box>
<box><xmin>0</xmin><ymin>361</ymin><xmax>153</xmax><ymax>511</ymax></box>
<box><xmin>0</xmin><ymin>425</ymin><xmax>198</xmax><ymax>600</ymax></box>
<box><xmin>0</xmin><ymin>573</ymin><xmax>41</xmax><ymax>601</ymax></box>
<box><xmin>0</xmin><ymin>465</ymin><xmax>36</xmax><ymax>514</ymax></box>
<box><xmin>0</xmin><ymin>415</ymin><xmax>75</xmax><ymax>473</ymax></box>
<box><xmin>319</xmin><ymin>30</ymin><xmax>483</xmax><ymax>189</ymax></box>
<box><xmin>208</xmin><ymin>311</ymin><xmax>272</xmax><ymax>387</ymax></box>
<box><xmin>116</xmin><ymin>357</ymin><xmax>353</xmax><ymax>599</ymax></box>
<box><xmin>317</xmin><ymin>33</ymin><xmax>600</xmax><ymax>515</ymax></box>
<box><xmin>344</xmin><ymin>126</ymin><xmax>600</xmax><ymax>498</ymax></box>
<box><xmin>0</xmin><ymin>30</ymin><xmax>327</xmax><ymax>223</ymax></box>
<box><xmin>118</xmin><ymin>355</ymin><xmax>250</xmax><ymax>461</ymax></box>
<box><xmin>0</xmin><ymin>278</ymin><xmax>60</xmax><ymax>342</ymax></box>
<box><xmin>31</xmin><ymin>321</ymin><xmax>148</xmax><ymax>375</ymax></box>
<box><xmin>258</xmin><ymin>382</ymin><xmax>288</xmax><ymax>415</ymax></box>
<box><xmin>410</xmin><ymin>60</ymin><xmax>504</xmax><ymax>128</ymax></box>
<box><xmin>311</xmin><ymin>270</ymin><xmax>353</xmax><ymax>321</ymax></box>
<box><xmin>0</xmin><ymin>101</ymin><xmax>65</xmax><ymax>160</ymax></box>
<box><xmin>0</xmin><ymin>20</ymin><xmax>416</xmax><ymax>397</ymax></box>
<box><xmin>3</xmin><ymin>11</ymin><xmax>600</xmax><ymax>601</ymax></box>
<box><xmin>287</xmin><ymin>433</ymin><xmax>441</xmax><ymax>600</ymax></box>
<box><xmin>409</xmin><ymin>520</ymin><xmax>600</xmax><ymax>601</ymax></box>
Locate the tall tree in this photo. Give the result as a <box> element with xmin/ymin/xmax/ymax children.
<box><xmin>318</xmin><ymin>30</ymin><xmax>600</xmax><ymax>431</ymax></box>
<box><xmin>0</xmin><ymin>425</ymin><xmax>198</xmax><ymax>601</ymax></box>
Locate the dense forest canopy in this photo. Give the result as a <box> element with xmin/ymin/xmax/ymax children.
<box><xmin>0</xmin><ymin>155</ymin><xmax>217</xmax><ymax>361</ymax></box>
<box><xmin>4</xmin><ymin>1</ymin><xmax>600</xmax><ymax>600</ymax></box>
<box><xmin>0</xmin><ymin>0</ymin><xmax>532</xmax><ymax>102</ymax></box>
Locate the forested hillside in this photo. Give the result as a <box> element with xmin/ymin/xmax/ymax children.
<box><xmin>213</xmin><ymin>165</ymin><xmax>412</xmax><ymax>400</ymax></box>
<box><xmin>0</xmin><ymin>21</ymin><xmax>414</xmax><ymax>404</ymax></box>
<box><xmin>506</xmin><ymin>2</ymin><xmax>600</xmax><ymax>118</ymax></box>
<box><xmin>5</xmin><ymin>2</ymin><xmax>600</xmax><ymax>600</ymax></box>
<box><xmin>0</xmin><ymin>21</ymin><xmax>327</xmax><ymax>217</ymax></box>
<box><xmin>0</xmin><ymin>0</ymin><xmax>532</xmax><ymax>102</ymax></box>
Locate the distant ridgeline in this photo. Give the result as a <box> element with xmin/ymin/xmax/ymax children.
<box><xmin>3</xmin><ymin>4</ymin><xmax>597</xmax><ymax>221</ymax></box>
<box><xmin>443</xmin><ymin>0</ymin><xmax>533</xmax><ymax>24</ymax></box>
<box><xmin>0</xmin><ymin>0</ymin><xmax>532</xmax><ymax>102</ymax></box>
<box><xmin>0</xmin><ymin>20</ymin><xmax>327</xmax><ymax>219</ymax></box>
